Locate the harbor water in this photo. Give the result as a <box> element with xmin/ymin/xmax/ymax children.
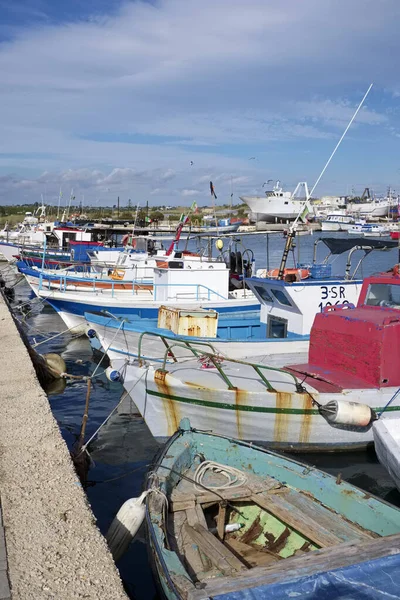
<box><xmin>8</xmin><ymin>231</ymin><xmax>400</xmax><ymax>599</ymax></box>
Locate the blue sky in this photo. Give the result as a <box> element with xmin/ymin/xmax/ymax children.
<box><xmin>1</xmin><ymin>0</ymin><xmax>400</xmax><ymax>206</ymax></box>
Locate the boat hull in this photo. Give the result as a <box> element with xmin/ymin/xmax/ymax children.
<box><xmin>87</xmin><ymin>314</ymin><xmax>309</xmax><ymax>363</ymax></box>
<box><xmin>373</xmin><ymin>419</ymin><xmax>400</xmax><ymax>492</ymax></box>
<box><xmin>120</xmin><ymin>361</ymin><xmax>400</xmax><ymax>451</ymax></box>
<box><xmin>146</xmin><ymin>422</ymin><xmax>400</xmax><ymax>600</ymax></box>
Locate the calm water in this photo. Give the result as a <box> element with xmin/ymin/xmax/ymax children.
<box><xmin>6</xmin><ymin>232</ymin><xmax>400</xmax><ymax>599</ymax></box>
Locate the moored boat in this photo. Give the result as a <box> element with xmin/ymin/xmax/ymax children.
<box><xmin>320</xmin><ymin>214</ymin><xmax>355</xmax><ymax>231</ymax></box>
<box><xmin>373</xmin><ymin>416</ymin><xmax>400</xmax><ymax>492</ymax></box>
<box><xmin>143</xmin><ymin>418</ymin><xmax>400</xmax><ymax>600</ymax></box>
<box><xmin>114</xmin><ymin>268</ymin><xmax>400</xmax><ymax>450</ymax></box>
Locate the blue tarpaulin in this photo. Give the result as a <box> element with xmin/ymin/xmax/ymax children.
<box><xmin>213</xmin><ymin>554</ymin><xmax>400</xmax><ymax>600</ymax></box>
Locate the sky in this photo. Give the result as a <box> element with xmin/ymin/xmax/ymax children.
<box><xmin>1</xmin><ymin>0</ymin><xmax>400</xmax><ymax>207</ymax></box>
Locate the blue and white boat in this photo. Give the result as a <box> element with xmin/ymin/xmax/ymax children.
<box><xmin>25</xmin><ymin>253</ymin><xmax>259</xmax><ymax>332</ymax></box>
<box><xmin>83</xmin><ymin>236</ymin><xmax>399</xmax><ymax>365</ymax></box>
<box><xmin>108</xmin><ymin>267</ymin><xmax>400</xmax><ymax>449</ymax></box>
<box><xmin>85</xmin><ymin>305</ymin><xmax>307</xmax><ymax>364</ymax></box>
<box><xmin>144</xmin><ymin>418</ymin><xmax>400</xmax><ymax>600</ymax></box>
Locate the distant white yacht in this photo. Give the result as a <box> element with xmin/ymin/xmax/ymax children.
<box><xmin>240</xmin><ymin>181</ymin><xmax>312</xmax><ymax>223</ymax></box>
<box><xmin>321</xmin><ymin>214</ymin><xmax>355</xmax><ymax>231</ymax></box>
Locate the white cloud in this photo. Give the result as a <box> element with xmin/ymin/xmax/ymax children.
<box><xmin>0</xmin><ymin>0</ymin><xmax>399</xmax><ymax>202</ymax></box>
<box><xmin>181</xmin><ymin>189</ymin><xmax>200</xmax><ymax>197</ymax></box>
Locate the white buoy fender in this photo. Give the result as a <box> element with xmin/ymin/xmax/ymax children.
<box><xmin>321</xmin><ymin>399</ymin><xmax>375</xmax><ymax>427</ymax></box>
<box><xmin>105</xmin><ymin>366</ymin><xmax>121</xmax><ymax>382</ymax></box>
<box><xmin>41</xmin><ymin>353</ymin><xmax>67</xmax><ymax>379</ymax></box>
<box><xmin>106</xmin><ymin>491</ymin><xmax>148</xmax><ymax>562</ymax></box>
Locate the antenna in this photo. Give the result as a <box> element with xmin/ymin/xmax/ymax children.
<box><xmin>57</xmin><ymin>187</ymin><xmax>62</xmax><ymax>220</ymax></box>
<box><xmin>277</xmin><ymin>83</ymin><xmax>373</xmax><ymax>279</ymax></box>
<box><xmin>291</xmin><ymin>83</ymin><xmax>373</xmax><ymax>232</ymax></box>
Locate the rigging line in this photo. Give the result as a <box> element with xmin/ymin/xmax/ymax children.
<box><xmin>377</xmin><ymin>386</ymin><xmax>400</xmax><ymax>417</ymax></box>
<box><xmin>80</xmin><ymin>366</ymin><xmax>149</xmax><ymax>453</ymax></box>
<box><xmin>32</xmin><ymin>324</ymin><xmax>89</xmax><ymax>348</ymax></box>
<box><xmin>90</xmin><ymin>319</ymin><xmax>125</xmax><ymax>380</ymax></box>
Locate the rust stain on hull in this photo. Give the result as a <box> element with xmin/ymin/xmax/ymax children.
<box><xmin>273</xmin><ymin>392</ymin><xmax>292</xmax><ymax>443</ymax></box>
<box><xmin>154</xmin><ymin>369</ymin><xmax>180</xmax><ymax>436</ymax></box>
<box><xmin>298</xmin><ymin>394</ymin><xmax>314</xmax><ymax>444</ymax></box>
<box><xmin>234</xmin><ymin>388</ymin><xmax>247</xmax><ymax>439</ymax></box>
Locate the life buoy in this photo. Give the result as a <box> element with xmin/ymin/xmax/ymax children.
<box><xmin>393</xmin><ymin>264</ymin><xmax>400</xmax><ymax>277</ymax></box>
<box><xmin>267</xmin><ymin>268</ymin><xmax>310</xmax><ymax>280</ymax></box>
<box><xmin>110</xmin><ymin>269</ymin><xmax>125</xmax><ymax>280</ymax></box>
<box><xmin>121</xmin><ymin>235</ymin><xmax>137</xmax><ymax>248</ymax></box>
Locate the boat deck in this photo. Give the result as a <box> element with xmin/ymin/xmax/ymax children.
<box><xmin>159</xmin><ymin>352</ymin><xmax>310</xmax><ymax>394</ymax></box>
<box><xmin>167</xmin><ymin>463</ymin><xmax>377</xmax><ymax>592</ymax></box>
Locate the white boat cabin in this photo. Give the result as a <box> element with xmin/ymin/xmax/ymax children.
<box><xmin>246</xmin><ymin>236</ymin><xmax>398</xmax><ymax>338</ymax></box>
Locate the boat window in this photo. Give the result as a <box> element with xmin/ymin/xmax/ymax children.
<box><xmin>253</xmin><ymin>285</ymin><xmax>273</xmax><ymax>303</ymax></box>
<box><xmin>271</xmin><ymin>288</ymin><xmax>292</xmax><ymax>306</ymax></box>
<box><xmin>364</xmin><ymin>283</ymin><xmax>400</xmax><ymax>308</ymax></box>
<box><xmin>267</xmin><ymin>315</ymin><xmax>288</xmax><ymax>338</ymax></box>
<box><xmin>284</xmin><ymin>201</ymin><xmax>288</xmax><ymax>205</ymax></box>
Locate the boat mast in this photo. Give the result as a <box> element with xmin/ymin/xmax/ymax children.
<box><xmin>277</xmin><ymin>83</ymin><xmax>373</xmax><ymax>279</ymax></box>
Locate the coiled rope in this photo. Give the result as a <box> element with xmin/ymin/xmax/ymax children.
<box><xmin>193</xmin><ymin>460</ymin><xmax>247</xmax><ymax>492</ymax></box>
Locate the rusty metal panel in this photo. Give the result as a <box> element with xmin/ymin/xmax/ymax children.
<box><xmin>157</xmin><ymin>305</ymin><xmax>218</xmax><ymax>337</ymax></box>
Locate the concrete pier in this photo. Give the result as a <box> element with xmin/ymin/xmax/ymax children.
<box><xmin>0</xmin><ymin>293</ymin><xmax>128</xmax><ymax>599</ymax></box>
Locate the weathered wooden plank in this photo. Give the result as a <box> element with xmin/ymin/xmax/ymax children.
<box><xmin>283</xmin><ymin>489</ymin><xmax>374</xmax><ymax>542</ymax></box>
<box><xmin>195</xmin><ymin>504</ymin><xmax>209</xmax><ymax>530</ymax></box>
<box><xmin>185</xmin><ymin>508</ymin><xmax>212</xmax><ymax>573</ymax></box>
<box><xmin>172</xmin><ymin>511</ymin><xmax>207</xmax><ymax>580</ymax></box>
<box><xmin>171</xmin><ymin>477</ymin><xmax>280</xmax><ymax>505</ymax></box>
<box><xmin>170</xmin><ymin>499</ymin><xmax>196</xmax><ymax>512</ymax></box>
<box><xmin>224</xmin><ymin>538</ymin><xmax>280</xmax><ymax>568</ymax></box>
<box><xmin>216</xmin><ymin>504</ymin><xmax>227</xmax><ymax>541</ymax></box>
<box><xmin>251</xmin><ymin>493</ymin><xmax>342</xmax><ymax>548</ymax></box>
<box><xmin>171</xmin><ymin>486</ymin><xmax>252</xmax><ymax>504</ymax></box>
<box><xmin>187</xmin><ymin>533</ymin><xmax>400</xmax><ymax>600</ymax></box>
<box><xmin>183</xmin><ymin>523</ymin><xmax>248</xmax><ymax>575</ymax></box>
<box><xmin>185</xmin><ymin>506</ymin><xmax>208</xmax><ymax>530</ymax></box>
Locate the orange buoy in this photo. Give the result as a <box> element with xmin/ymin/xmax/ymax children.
<box><xmin>110</xmin><ymin>269</ymin><xmax>125</xmax><ymax>280</ymax></box>
<box><xmin>267</xmin><ymin>268</ymin><xmax>310</xmax><ymax>280</ymax></box>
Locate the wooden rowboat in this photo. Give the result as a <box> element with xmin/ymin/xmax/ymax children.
<box><xmin>145</xmin><ymin>418</ymin><xmax>400</xmax><ymax>600</ymax></box>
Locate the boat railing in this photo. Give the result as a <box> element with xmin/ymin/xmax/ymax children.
<box><xmin>37</xmin><ymin>273</ymin><xmax>227</xmax><ymax>300</ymax></box>
<box><xmin>137</xmin><ymin>331</ymin><xmax>299</xmax><ymax>392</ymax></box>
<box><xmin>153</xmin><ymin>283</ymin><xmax>227</xmax><ymax>302</ymax></box>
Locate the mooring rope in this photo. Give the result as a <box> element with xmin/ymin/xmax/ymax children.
<box><xmin>80</xmin><ymin>364</ymin><xmax>149</xmax><ymax>454</ymax></box>
<box><xmin>32</xmin><ymin>324</ymin><xmax>90</xmax><ymax>348</ymax></box>
<box><xmin>377</xmin><ymin>386</ymin><xmax>400</xmax><ymax>417</ymax></box>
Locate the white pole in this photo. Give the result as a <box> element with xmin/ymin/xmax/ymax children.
<box><xmin>291</xmin><ymin>83</ymin><xmax>373</xmax><ymax>231</ymax></box>
<box><xmin>57</xmin><ymin>187</ymin><xmax>62</xmax><ymax>220</ymax></box>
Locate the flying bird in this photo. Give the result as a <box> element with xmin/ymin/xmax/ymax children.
<box><xmin>190</xmin><ymin>161</ymin><xmax>194</xmax><ymax>166</ymax></box>
<box><xmin>248</xmin><ymin>157</ymin><xmax>256</xmax><ymax>160</ymax></box>
<box><xmin>262</xmin><ymin>179</ymin><xmax>273</xmax><ymax>187</ymax></box>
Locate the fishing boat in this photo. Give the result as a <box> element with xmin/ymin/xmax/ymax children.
<box><xmin>142</xmin><ymin>418</ymin><xmax>400</xmax><ymax>600</ymax></box>
<box><xmin>361</xmin><ymin>223</ymin><xmax>389</xmax><ymax>237</ymax></box>
<box><xmin>24</xmin><ymin>252</ymin><xmax>258</xmax><ymax>331</ymax></box>
<box><xmin>248</xmin><ymin>236</ymin><xmax>397</xmax><ymax>336</ymax></box>
<box><xmin>240</xmin><ymin>181</ymin><xmax>311</xmax><ymax>223</ymax></box>
<box><xmin>0</xmin><ymin>225</ymin><xmax>102</xmax><ymax>264</ymax></box>
<box><xmin>320</xmin><ymin>214</ymin><xmax>355</xmax><ymax>231</ymax></box>
<box><xmin>84</xmin><ymin>305</ymin><xmax>308</xmax><ymax>366</ymax></box>
<box><xmin>83</xmin><ymin>237</ymin><xmax>398</xmax><ymax>366</ymax></box>
<box><xmin>192</xmin><ymin>218</ymin><xmax>242</xmax><ymax>234</ymax></box>
<box><xmin>373</xmin><ymin>413</ymin><xmax>400</xmax><ymax>492</ymax></box>
<box><xmin>114</xmin><ymin>267</ymin><xmax>400</xmax><ymax>450</ymax></box>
